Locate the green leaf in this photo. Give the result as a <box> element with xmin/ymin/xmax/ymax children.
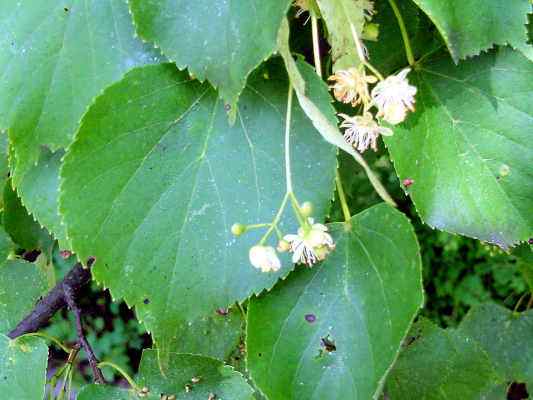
<box><xmin>385</xmin><ymin>48</ymin><xmax>533</xmax><ymax>248</ymax></box>
<box><xmin>60</xmin><ymin>62</ymin><xmax>337</xmax><ymax>355</ymax></box>
<box><xmin>80</xmin><ymin>350</ymin><xmax>255</xmax><ymax>400</ymax></box>
<box><xmin>14</xmin><ymin>147</ymin><xmax>68</xmax><ymax>248</ymax></box>
<box><xmin>315</xmin><ymin>0</ymin><xmax>368</xmax><ymax>70</ymax></box>
<box><xmin>458</xmin><ymin>303</ymin><xmax>533</xmax><ymax>385</ymax></box>
<box><xmin>410</xmin><ymin>0</ymin><xmax>532</xmax><ymax>62</ymax></box>
<box><xmin>129</xmin><ymin>0</ymin><xmax>291</xmax><ymax>108</ymax></box>
<box><xmin>171</xmin><ymin>307</ymin><xmax>243</xmax><ymax>361</ymax></box>
<box><xmin>0</xmin><ymin>259</ymin><xmax>47</xmax><ymax>334</ymax></box>
<box><xmin>78</xmin><ymin>386</ymin><xmax>152</xmax><ymax>400</ymax></box>
<box><xmin>276</xmin><ymin>20</ymin><xmax>395</xmax><ymax>206</ymax></box>
<box><xmin>0</xmin><ymin>0</ymin><xmax>161</xmax><ymax>186</ymax></box>
<box><xmin>0</xmin><ymin>335</ymin><xmax>48</xmax><ymax>400</ymax></box>
<box><xmin>138</xmin><ymin>350</ymin><xmax>254</xmax><ymax>399</ymax></box>
<box><xmin>247</xmin><ymin>204</ymin><xmax>423</xmax><ymax>399</ymax></box>
<box><xmin>3</xmin><ymin>180</ymin><xmax>51</xmax><ymax>250</ymax></box>
<box><xmin>386</xmin><ymin>318</ymin><xmax>500</xmax><ymax>399</ymax></box>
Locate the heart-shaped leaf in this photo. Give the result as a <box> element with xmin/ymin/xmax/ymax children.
<box><xmin>247</xmin><ymin>204</ymin><xmax>423</xmax><ymax>399</ymax></box>
<box><xmin>385</xmin><ymin>48</ymin><xmax>533</xmax><ymax>248</ymax></box>
<box><xmin>60</xmin><ymin>62</ymin><xmax>337</xmax><ymax>354</ymax></box>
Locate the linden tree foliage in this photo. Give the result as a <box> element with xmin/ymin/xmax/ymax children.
<box><xmin>78</xmin><ymin>350</ymin><xmax>254</xmax><ymax>400</ymax></box>
<box><xmin>0</xmin><ymin>335</ymin><xmax>48</xmax><ymax>399</ymax></box>
<box><xmin>385</xmin><ymin>48</ymin><xmax>533</xmax><ymax>248</ymax></box>
<box><xmin>247</xmin><ymin>204</ymin><xmax>423</xmax><ymax>399</ymax></box>
<box><xmin>387</xmin><ymin>304</ymin><xmax>533</xmax><ymax>398</ymax></box>
<box><xmin>59</xmin><ymin>61</ymin><xmax>337</xmax><ymax>358</ymax></box>
<box><xmin>0</xmin><ymin>0</ymin><xmax>531</xmax><ymax>399</ymax></box>
<box><xmin>410</xmin><ymin>0</ymin><xmax>532</xmax><ymax>62</ymax></box>
<box><xmin>129</xmin><ymin>0</ymin><xmax>292</xmax><ymax>109</ymax></box>
<box><xmin>0</xmin><ymin>0</ymin><xmax>161</xmax><ymax>186</ymax></box>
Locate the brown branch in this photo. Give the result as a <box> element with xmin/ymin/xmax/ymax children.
<box><xmin>63</xmin><ymin>283</ymin><xmax>106</xmax><ymax>384</ymax></box>
<box><xmin>7</xmin><ymin>263</ymin><xmax>91</xmax><ymax>339</ymax></box>
<box><xmin>7</xmin><ymin>261</ymin><xmax>105</xmax><ymax>383</ymax></box>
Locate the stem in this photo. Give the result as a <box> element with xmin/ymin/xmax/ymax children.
<box><xmin>348</xmin><ymin>22</ymin><xmax>384</xmax><ymax>80</ymax></box>
<box><xmin>19</xmin><ymin>332</ymin><xmax>70</xmax><ymax>353</ymax></box>
<box><xmin>63</xmin><ymin>283</ymin><xmax>106</xmax><ymax>384</ymax></box>
<box><xmin>54</xmin><ymin>345</ymin><xmax>79</xmax><ymax>400</ymax></box>
<box><xmin>288</xmin><ymin>192</ymin><xmax>307</xmax><ymax>228</ymax></box>
<box><xmin>8</xmin><ymin>263</ymin><xmax>91</xmax><ymax>339</ymax></box>
<box><xmin>285</xmin><ymin>85</ymin><xmax>294</xmax><ymax>193</ymax></box>
<box><xmin>236</xmin><ymin>302</ymin><xmax>246</xmax><ymax>319</ymax></box>
<box><xmin>259</xmin><ymin>193</ymin><xmax>289</xmax><ymax>244</ymax></box>
<box><xmin>245</xmin><ymin>223</ymin><xmax>271</xmax><ymax>230</ymax></box>
<box><xmin>311</xmin><ymin>13</ymin><xmax>322</xmax><ymax>77</ymax></box>
<box><xmin>98</xmin><ymin>361</ymin><xmax>141</xmax><ymax>392</ymax></box>
<box><xmin>513</xmin><ymin>292</ymin><xmax>528</xmax><ymax>314</ymax></box>
<box><xmin>388</xmin><ymin>0</ymin><xmax>415</xmax><ymax>66</ymax></box>
<box><xmin>335</xmin><ymin>169</ymin><xmax>351</xmax><ymax>223</ymax></box>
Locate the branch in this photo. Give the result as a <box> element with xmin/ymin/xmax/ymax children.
<box><xmin>63</xmin><ymin>283</ymin><xmax>106</xmax><ymax>384</ymax></box>
<box><xmin>7</xmin><ymin>263</ymin><xmax>91</xmax><ymax>339</ymax></box>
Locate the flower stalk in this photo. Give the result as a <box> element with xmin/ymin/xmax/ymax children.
<box><xmin>388</xmin><ymin>0</ymin><xmax>415</xmax><ymax>66</ymax></box>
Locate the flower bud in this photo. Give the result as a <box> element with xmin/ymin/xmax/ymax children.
<box><xmin>300</xmin><ymin>201</ymin><xmax>313</xmax><ymax>217</ymax></box>
<box><xmin>231</xmin><ymin>223</ymin><xmax>246</xmax><ymax>236</ymax></box>
<box><xmin>277</xmin><ymin>239</ymin><xmax>291</xmax><ymax>252</ymax></box>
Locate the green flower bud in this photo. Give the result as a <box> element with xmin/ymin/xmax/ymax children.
<box><xmin>231</xmin><ymin>223</ymin><xmax>246</xmax><ymax>236</ymax></box>
<box><xmin>277</xmin><ymin>239</ymin><xmax>291</xmax><ymax>252</ymax></box>
<box><xmin>300</xmin><ymin>201</ymin><xmax>313</xmax><ymax>217</ymax></box>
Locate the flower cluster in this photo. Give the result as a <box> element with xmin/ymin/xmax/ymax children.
<box><xmin>234</xmin><ymin>201</ymin><xmax>336</xmax><ymax>273</ymax></box>
<box><xmin>329</xmin><ymin>67</ymin><xmax>417</xmax><ymax>152</ymax></box>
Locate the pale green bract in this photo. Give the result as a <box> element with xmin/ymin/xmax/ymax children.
<box><xmin>315</xmin><ymin>0</ymin><xmax>368</xmax><ymax>71</ymax></box>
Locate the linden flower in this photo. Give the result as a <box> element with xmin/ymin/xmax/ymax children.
<box><xmin>328</xmin><ymin>68</ymin><xmax>377</xmax><ymax>106</ymax></box>
<box><xmin>371</xmin><ymin>68</ymin><xmax>417</xmax><ymax>125</ymax></box>
<box><xmin>339</xmin><ymin>112</ymin><xmax>392</xmax><ymax>152</ymax></box>
<box><xmin>249</xmin><ymin>245</ymin><xmax>281</xmax><ymax>273</ymax></box>
<box><xmin>284</xmin><ymin>219</ymin><xmax>335</xmax><ymax>267</ymax></box>
<box><xmin>358</xmin><ymin>0</ymin><xmax>376</xmax><ymax>20</ymax></box>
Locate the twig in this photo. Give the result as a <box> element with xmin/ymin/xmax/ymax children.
<box><xmin>63</xmin><ymin>283</ymin><xmax>106</xmax><ymax>384</ymax></box>
<box><xmin>8</xmin><ymin>263</ymin><xmax>91</xmax><ymax>339</ymax></box>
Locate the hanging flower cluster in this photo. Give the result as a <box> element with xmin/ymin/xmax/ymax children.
<box><xmin>233</xmin><ymin>200</ymin><xmax>335</xmax><ymax>273</ymax></box>
<box><xmin>329</xmin><ymin>66</ymin><xmax>417</xmax><ymax>152</ymax></box>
